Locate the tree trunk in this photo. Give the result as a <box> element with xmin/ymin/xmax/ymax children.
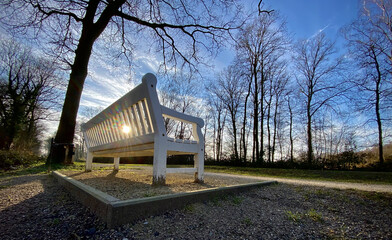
<box><xmin>242</xmin><ymin>79</ymin><xmax>251</xmax><ymax>162</ymax></box>
<box><xmin>307</xmin><ymin>105</ymin><xmax>314</xmax><ymax>165</ymax></box>
<box><xmin>288</xmin><ymin>99</ymin><xmax>294</xmax><ymax>163</ymax></box>
<box><xmin>260</xmin><ymin>70</ymin><xmax>265</xmax><ymax>163</ymax></box>
<box><xmin>374</xmin><ymin>51</ymin><xmax>384</xmax><ymax>164</ymax></box>
<box><xmin>253</xmin><ymin>68</ymin><xmax>260</xmax><ymax>163</ymax></box>
<box><xmin>231</xmin><ymin>114</ymin><xmax>239</xmax><ymax>162</ymax></box>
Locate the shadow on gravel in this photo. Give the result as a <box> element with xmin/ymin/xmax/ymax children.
<box><xmin>0</xmin><ymin>174</ymin><xmax>105</xmax><ymax>240</ymax></box>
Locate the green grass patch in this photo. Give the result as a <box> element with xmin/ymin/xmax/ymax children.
<box><xmin>231</xmin><ymin>195</ymin><xmax>244</xmax><ymax>205</ymax></box>
<box><xmin>204</xmin><ymin>165</ymin><xmax>392</xmax><ymax>185</ymax></box>
<box><xmin>285</xmin><ymin>209</ymin><xmax>323</xmax><ymax>223</ymax></box>
<box><xmin>184</xmin><ymin>204</ymin><xmax>196</xmax><ymax>213</ymax></box>
<box><xmin>306</xmin><ymin>209</ymin><xmax>323</xmax><ymax>222</ymax></box>
<box><xmin>285</xmin><ymin>210</ymin><xmax>302</xmax><ymax>222</ymax></box>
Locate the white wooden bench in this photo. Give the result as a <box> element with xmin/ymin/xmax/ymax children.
<box><xmin>81</xmin><ymin>73</ymin><xmax>204</xmax><ymax>185</ymax></box>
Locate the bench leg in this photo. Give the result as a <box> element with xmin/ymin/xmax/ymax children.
<box><xmin>152</xmin><ymin>143</ymin><xmax>167</xmax><ymax>185</ymax></box>
<box><xmin>114</xmin><ymin>157</ymin><xmax>120</xmax><ymax>170</ymax></box>
<box><xmin>194</xmin><ymin>151</ymin><xmax>204</xmax><ymax>183</ymax></box>
<box><xmin>85</xmin><ymin>152</ymin><xmax>93</xmax><ymax>172</ymax></box>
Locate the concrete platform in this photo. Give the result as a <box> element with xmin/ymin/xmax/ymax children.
<box><xmin>52</xmin><ymin>171</ymin><xmax>277</xmax><ymax>227</ymax></box>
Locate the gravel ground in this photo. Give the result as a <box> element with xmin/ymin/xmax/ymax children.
<box><xmin>1</xmin><ymin>172</ymin><xmax>392</xmax><ymax>239</ymax></box>
<box><xmin>59</xmin><ymin>169</ymin><xmax>262</xmax><ymax>200</ymax></box>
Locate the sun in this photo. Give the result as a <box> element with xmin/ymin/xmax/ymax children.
<box><xmin>122</xmin><ymin>125</ymin><xmax>131</xmax><ymax>134</ymax></box>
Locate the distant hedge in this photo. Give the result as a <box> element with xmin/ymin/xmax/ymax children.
<box><xmin>0</xmin><ymin>150</ymin><xmax>45</xmax><ymax>170</ymax></box>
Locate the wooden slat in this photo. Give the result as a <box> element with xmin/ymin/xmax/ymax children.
<box><xmin>127</xmin><ymin>107</ymin><xmax>139</xmax><ymax>137</ymax></box>
<box><xmin>95</xmin><ymin>124</ymin><xmax>105</xmax><ymax>145</ymax></box>
<box><xmin>91</xmin><ymin>126</ymin><xmax>99</xmax><ymax>147</ymax></box>
<box><xmin>142</xmin><ymin>98</ymin><xmax>154</xmax><ymax>133</ymax></box>
<box><xmin>122</xmin><ymin>109</ymin><xmax>134</xmax><ymax>137</ymax></box>
<box><xmin>88</xmin><ymin>134</ymin><xmax>155</xmax><ymax>152</ymax></box>
<box><xmin>136</xmin><ymin>101</ymin><xmax>146</xmax><ymax>135</ymax></box>
<box><xmin>99</xmin><ymin>122</ymin><xmax>109</xmax><ymax>145</ymax></box>
<box><xmin>119</xmin><ymin>111</ymin><xmax>129</xmax><ymax>139</ymax></box>
<box><xmin>131</xmin><ymin>105</ymin><xmax>142</xmax><ymax>136</ymax></box>
<box><xmin>140</xmin><ymin>100</ymin><xmax>151</xmax><ymax>134</ymax></box>
<box><xmin>166</xmin><ymin>168</ymin><xmax>197</xmax><ymax>174</ymax></box>
<box><xmin>113</xmin><ymin>113</ymin><xmax>123</xmax><ymax>140</ymax></box>
<box><xmin>104</xmin><ymin>119</ymin><xmax>114</xmax><ymax>143</ymax></box>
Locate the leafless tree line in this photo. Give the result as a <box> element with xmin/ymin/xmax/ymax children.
<box><xmin>203</xmin><ymin>3</ymin><xmax>392</xmax><ymax>166</ymax></box>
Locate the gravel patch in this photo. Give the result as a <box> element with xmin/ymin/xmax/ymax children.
<box><xmin>59</xmin><ymin>168</ymin><xmax>261</xmax><ymax>200</ymax></box>
<box><xmin>1</xmin><ymin>173</ymin><xmax>391</xmax><ymax>239</ymax></box>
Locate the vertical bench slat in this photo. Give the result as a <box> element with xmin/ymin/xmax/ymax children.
<box><xmin>119</xmin><ymin>111</ymin><xmax>129</xmax><ymax>139</ymax></box>
<box><xmin>113</xmin><ymin>114</ymin><xmax>123</xmax><ymax>140</ymax></box>
<box><xmin>136</xmin><ymin>101</ymin><xmax>147</xmax><ymax>135</ymax></box>
<box><xmin>131</xmin><ymin>105</ymin><xmax>142</xmax><ymax>136</ymax></box>
<box><xmin>85</xmin><ymin>129</ymin><xmax>93</xmax><ymax>147</ymax></box>
<box><xmin>123</xmin><ymin>109</ymin><xmax>134</xmax><ymax>137</ymax></box>
<box><xmin>91</xmin><ymin>126</ymin><xmax>99</xmax><ymax>147</ymax></box>
<box><xmin>126</xmin><ymin>107</ymin><xmax>138</xmax><ymax>137</ymax></box>
<box><xmin>109</xmin><ymin>118</ymin><xmax>119</xmax><ymax>142</ymax></box>
<box><xmin>103</xmin><ymin>119</ymin><xmax>114</xmax><ymax>143</ymax></box>
<box><xmin>96</xmin><ymin>124</ymin><xmax>105</xmax><ymax>146</ymax></box>
<box><xmin>100</xmin><ymin>122</ymin><xmax>110</xmax><ymax>145</ymax></box>
<box><xmin>96</xmin><ymin>122</ymin><xmax>105</xmax><ymax>145</ymax></box>
<box><xmin>133</xmin><ymin>104</ymin><xmax>143</xmax><ymax>136</ymax></box>
<box><xmin>139</xmin><ymin>100</ymin><xmax>151</xmax><ymax>134</ymax></box>
<box><xmin>142</xmin><ymin>98</ymin><xmax>154</xmax><ymax>133</ymax></box>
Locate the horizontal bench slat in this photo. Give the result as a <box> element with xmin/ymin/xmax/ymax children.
<box><xmin>92</xmin><ymin>164</ymin><xmax>114</xmax><ymax>168</ymax></box>
<box><xmin>166</xmin><ymin>168</ymin><xmax>197</xmax><ymax>174</ymax></box>
<box><xmin>89</xmin><ymin>134</ymin><xmax>155</xmax><ymax>152</ymax></box>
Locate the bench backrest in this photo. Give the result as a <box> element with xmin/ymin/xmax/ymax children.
<box><xmin>81</xmin><ymin>73</ymin><xmax>166</xmax><ymax>152</ymax></box>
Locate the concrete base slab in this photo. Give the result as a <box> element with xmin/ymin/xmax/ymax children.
<box><xmin>52</xmin><ymin>171</ymin><xmax>277</xmax><ymax>228</ymax></box>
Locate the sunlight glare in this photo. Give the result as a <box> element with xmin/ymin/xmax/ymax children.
<box><xmin>122</xmin><ymin>125</ymin><xmax>131</xmax><ymax>134</ymax></box>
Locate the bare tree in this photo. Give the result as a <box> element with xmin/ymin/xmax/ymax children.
<box><xmin>362</xmin><ymin>0</ymin><xmax>392</xmax><ymax>69</ymax></box>
<box><xmin>159</xmin><ymin>73</ymin><xmax>201</xmax><ymax>140</ymax></box>
<box><xmin>210</xmin><ymin>66</ymin><xmax>246</xmax><ymax>162</ymax></box>
<box><xmin>0</xmin><ymin>38</ymin><xmax>61</xmax><ymax>152</ymax></box>
<box><xmin>236</xmin><ymin>12</ymin><xmax>288</xmax><ymax>164</ymax></box>
<box><xmin>207</xmin><ymin>94</ymin><xmax>227</xmax><ymax>162</ymax></box>
<box><xmin>294</xmin><ymin>33</ymin><xmax>344</xmax><ymax>165</ymax></box>
<box><xmin>344</xmin><ymin>6</ymin><xmax>392</xmax><ymax>164</ymax></box>
<box><xmin>0</xmin><ymin>0</ymin><xmax>245</xmax><ymax>163</ymax></box>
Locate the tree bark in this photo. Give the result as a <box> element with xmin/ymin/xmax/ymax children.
<box><xmin>373</xmin><ymin>48</ymin><xmax>385</xmax><ymax>164</ymax></box>
<box><xmin>307</xmin><ymin>101</ymin><xmax>314</xmax><ymax>165</ymax></box>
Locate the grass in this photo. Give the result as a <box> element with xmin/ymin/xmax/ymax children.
<box><xmin>285</xmin><ymin>210</ymin><xmax>302</xmax><ymax>222</ymax></box>
<box><xmin>204</xmin><ymin>165</ymin><xmax>392</xmax><ymax>185</ymax></box>
<box><xmin>2</xmin><ymin>162</ymin><xmax>392</xmax><ymax>186</ymax></box>
<box><xmin>285</xmin><ymin>209</ymin><xmax>323</xmax><ymax>223</ymax></box>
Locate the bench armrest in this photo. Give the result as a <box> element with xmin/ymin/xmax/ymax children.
<box><xmin>161</xmin><ymin>106</ymin><xmax>204</xmax><ymax>128</ymax></box>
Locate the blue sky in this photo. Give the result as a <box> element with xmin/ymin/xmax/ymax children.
<box><xmin>268</xmin><ymin>0</ymin><xmax>359</xmax><ymax>40</ymax></box>
<box><xmin>214</xmin><ymin>0</ymin><xmax>360</xmax><ymax>72</ymax></box>
<box><xmin>54</xmin><ymin>0</ymin><xmax>363</xmax><ymax>135</ymax></box>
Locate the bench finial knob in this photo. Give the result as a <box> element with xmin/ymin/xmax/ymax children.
<box><xmin>142</xmin><ymin>73</ymin><xmax>157</xmax><ymax>87</ymax></box>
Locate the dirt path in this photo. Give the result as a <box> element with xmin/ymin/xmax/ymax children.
<box><xmin>205</xmin><ymin>171</ymin><xmax>392</xmax><ymax>193</ymax></box>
